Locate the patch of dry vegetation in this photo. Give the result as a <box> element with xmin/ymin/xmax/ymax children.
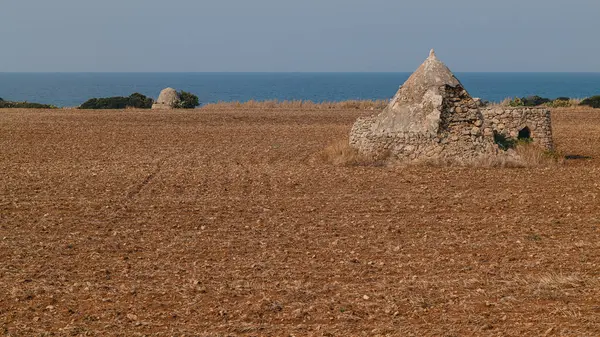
<box><xmin>532</xmin><ymin>273</ymin><xmax>587</xmax><ymax>291</ymax></box>
<box><xmin>512</xmin><ymin>142</ymin><xmax>564</xmax><ymax>167</ymax></box>
<box><xmin>323</xmin><ymin>140</ymin><xmax>563</xmax><ymax>168</ymax></box>
<box><xmin>547</xmin><ymin>98</ymin><xmax>582</xmax><ymax>108</ymax></box>
<box><xmin>494</xmin><ymin>97</ymin><xmax>516</xmax><ymax>107</ymax></box>
<box><xmin>464</xmin><ymin>142</ymin><xmax>563</xmax><ymax>168</ymax></box>
<box><xmin>521</xmin><ymin>273</ymin><xmax>595</xmax><ymax>302</ymax></box>
<box><xmin>319</xmin><ymin>139</ymin><xmax>390</xmax><ymax>166</ymax></box>
<box><xmin>201</xmin><ymin>99</ymin><xmax>388</xmax><ymax>111</ymax></box>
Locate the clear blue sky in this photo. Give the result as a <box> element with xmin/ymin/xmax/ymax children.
<box><xmin>1</xmin><ymin>0</ymin><xmax>598</xmax><ymax>72</ymax></box>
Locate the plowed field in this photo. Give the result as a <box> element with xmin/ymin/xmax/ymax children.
<box><xmin>1</xmin><ymin>108</ymin><xmax>600</xmax><ymax>336</ymax></box>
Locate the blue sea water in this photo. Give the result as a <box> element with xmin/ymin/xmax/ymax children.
<box><xmin>1</xmin><ymin>72</ymin><xmax>599</xmax><ymax>108</ymax></box>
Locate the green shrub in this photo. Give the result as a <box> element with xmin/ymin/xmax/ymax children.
<box><xmin>127</xmin><ymin>93</ymin><xmax>153</xmax><ymax>108</ymax></box>
<box><xmin>175</xmin><ymin>91</ymin><xmax>200</xmax><ymax>109</ymax></box>
<box><xmin>80</xmin><ymin>97</ymin><xmax>128</xmax><ymax>109</ymax></box>
<box><xmin>0</xmin><ymin>100</ymin><xmax>57</xmax><ymax>109</ymax></box>
<box><xmin>79</xmin><ymin>93</ymin><xmax>153</xmax><ymax>109</ymax></box>
<box><xmin>508</xmin><ymin>97</ymin><xmax>524</xmax><ymax>107</ymax></box>
<box><xmin>555</xmin><ymin>96</ymin><xmax>570</xmax><ymax>101</ymax></box>
<box><xmin>521</xmin><ymin>95</ymin><xmax>551</xmax><ymax>107</ymax></box>
<box><xmin>580</xmin><ymin>96</ymin><xmax>600</xmax><ymax>108</ymax></box>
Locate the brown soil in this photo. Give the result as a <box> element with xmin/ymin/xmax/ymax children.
<box><xmin>1</xmin><ymin>108</ymin><xmax>600</xmax><ymax>336</ymax></box>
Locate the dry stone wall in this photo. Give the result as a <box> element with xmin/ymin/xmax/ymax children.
<box><xmin>481</xmin><ymin>107</ymin><xmax>553</xmax><ymax>150</ymax></box>
<box><xmin>351</xmin><ymin>106</ymin><xmax>554</xmax><ymax>159</ymax></box>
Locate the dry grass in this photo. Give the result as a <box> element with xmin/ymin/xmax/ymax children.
<box><xmin>473</xmin><ymin>143</ymin><xmax>564</xmax><ymax>168</ymax></box>
<box><xmin>200</xmin><ymin>99</ymin><xmax>388</xmax><ymax>111</ymax></box>
<box><xmin>512</xmin><ymin>142</ymin><xmax>564</xmax><ymax>167</ymax></box>
<box><xmin>525</xmin><ymin>273</ymin><xmax>592</xmax><ymax>302</ymax></box>
<box><xmin>319</xmin><ymin>139</ymin><xmax>365</xmax><ymax>166</ymax></box>
<box><xmin>409</xmin><ymin>154</ymin><xmax>523</xmax><ymax>168</ymax></box>
<box><xmin>319</xmin><ymin>139</ymin><xmax>389</xmax><ymax>166</ymax></box>
<box><xmin>496</xmin><ymin>97</ymin><xmax>515</xmax><ymax>107</ymax></box>
<box><xmin>561</xmin><ymin>98</ymin><xmax>582</xmax><ymax>106</ymax></box>
<box><xmin>544</xmin><ymin>98</ymin><xmax>583</xmax><ymax>108</ymax></box>
<box><xmin>533</xmin><ymin>273</ymin><xmax>586</xmax><ymax>291</ymax></box>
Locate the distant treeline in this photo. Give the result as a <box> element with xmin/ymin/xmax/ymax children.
<box><xmin>79</xmin><ymin>93</ymin><xmax>153</xmax><ymax>109</ymax></box>
<box><xmin>0</xmin><ymin>97</ymin><xmax>57</xmax><ymax>109</ymax></box>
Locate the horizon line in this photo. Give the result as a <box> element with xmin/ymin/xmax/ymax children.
<box><xmin>1</xmin><ymin>71</ymin><xmax>600</xmax><ymax>74</ymax></box>
<box><xmin>0</xmin><ymin>70</ymin><xmax>600</xmax><ymax>74</ymax></box>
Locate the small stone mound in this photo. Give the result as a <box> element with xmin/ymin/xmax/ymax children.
<box><xmin>350</xmin><ymin>50</ymin><xmax>497</xmax><ymax>163</ymax></box>
<box><xmin>152</xmin><ymin>88</ymin><xmax>181</xmax><ymax>109</ymax></box>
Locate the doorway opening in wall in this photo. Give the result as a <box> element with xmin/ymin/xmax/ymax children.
<box><xmin>518</xmin><ymin>127</ymin><xmax>532</xmax><ymax>142</ymax></box>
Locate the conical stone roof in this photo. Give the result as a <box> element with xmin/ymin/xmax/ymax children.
<box><xmin>372</xmin><ymin>49</ymin><xmax>466</xmax><ymax>136</ymax></box>
<box><xmin>156</xmin><ymin>88</ymin><xmax>180</xmax><ymax>105</ymax></box>
<box><xmin>152</xmin><ymin>87</ymin><xmax>181</xmax><ymax>109</ymax></box>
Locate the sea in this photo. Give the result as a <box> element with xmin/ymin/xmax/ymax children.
<box><xmin>1</xmin><ymin>72</ymin><xmax>599</xmax><ymax>108</ymax></box>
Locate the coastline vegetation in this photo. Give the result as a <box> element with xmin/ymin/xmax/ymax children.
<box><xmin>580</xmin><ymin>96</ymin><xmax>600</xmax><ymax>108</ymax></box>
<box><xmin>79</xmin><ymin>93</ymin><xmax>153</xmax><ymax>109</ymax></box>
<box><xmin>174</xmin><ymin>90</ymin><xmax>201</xmax><ymax>109</ymax></box>
<box><xmin>0</xmin><ymin>97</ymin><xmax>57</xmax><ymax>109</ymax></box>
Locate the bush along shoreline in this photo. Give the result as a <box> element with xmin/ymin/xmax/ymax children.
<box><xmin>0</xmin><ymin>90</ymin><xmax>200</xmax><ymax>110</ymax></box>
<box><xmin>175</xmin><ymin>91</ymin><xmax>200</xmax><ymax>109</ymax></box>
<box><xmin>580</xmin><ymin>96</ymin><xmax>600</xmax><ymax>108</ymax></box>
<box><xmin>0</xmin><ymin>97</ymin><xmax>57</xmax><ymax>109</ymax></box>
<box><xmin>79</xmin><ymin>93</ymin><xmax>153</xmax><ymax>109</ymax></box>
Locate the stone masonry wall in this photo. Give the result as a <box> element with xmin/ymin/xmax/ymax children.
<box><xmin>480</xmin><ymin>107</ymin><xmax>553</xmax><ymax>150</ymax></box>
<box><xmin>350</xmin><ymin>106</ymin><xmax>554</xmax><ymax>161</ymax></box>
<box><xmin>350</xmin><ymin>118</ymin><xmax>494</xmax><ymax>162</ymax></box>
<box><xmin>350</xmin><ymin>116</ymin><xmax>442</xmax><ymax>160</ymax></box>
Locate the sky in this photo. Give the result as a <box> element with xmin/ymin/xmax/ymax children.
<box><xmin>1</xmin><ymin>0</ymin><xmax>599</xmax><ymax>72</ymax></box>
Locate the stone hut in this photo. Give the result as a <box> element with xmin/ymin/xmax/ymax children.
<box><xmin>152</xmin><ymin>88</ymin><xmax>180</xmax><ymax>109</ymax></box>
<box><xmin>349</xmin><ymin>50</ymin><xmax>554</xmax><ymax>161</ymax></box>
<box><xmin>350</xmin><ymin>50</ymin><xmax>497</xmax><ymax>162</ymax></box>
